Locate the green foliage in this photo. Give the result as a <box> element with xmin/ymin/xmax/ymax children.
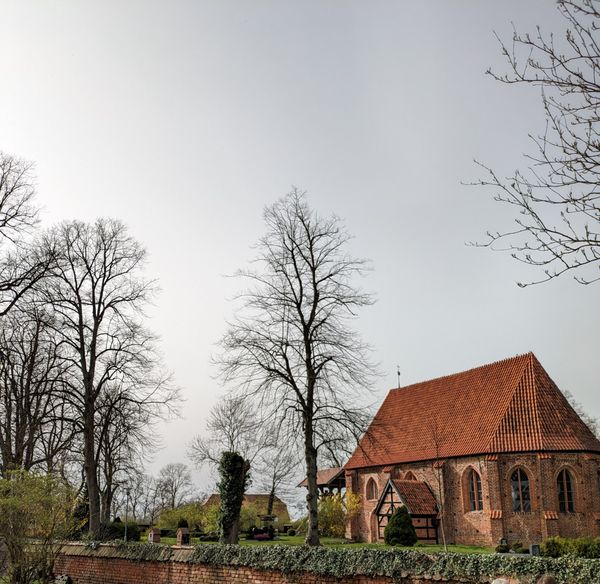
<box><xmin>384</xmin><ymin>506</ymin><xmax>417</xmax><ymax>547</ymax></box>
<box><xmin>511</xmin><ymin>541</ymin><xmax>524</xmax><ymax>554</ymax></box>
<box><xmin>157</xmin><ymin>503</ymin><xmax>205</xmax><ymax>531</ymax></box>
<box><xmin>318</xmin><ymin>492</ymin><xmax>361</xmax><ymax>538</ymax></box>
<box><xmin>177</xmin><ymin>517</ymin><xmax>189</xmax><ymax>528</ymax></box>
<box><xmin>240</xmin><ymin>502</ymin><xmax>260</xmax><ymax>532</ymax></box>
<box><xmin>542</xmin><ymin>536</ymin><xmax>600</xmax><ymax>559</ymax></box>
<box><xmin>495</xmin><ymin>543</ymin><xmax>510</xmax><ymax>553</ymax></box>
<box><xmin>69</xmin><ymin>542</ymin><xmax>600</xmax><ymax>583</ymax></box>
<box><xmin>202</xmin><ymin>503</ymin><xmax>220</xmax><ymax>534</ymax></box>
<box><xmin>217</xmin><ymin>451</ymin><xmax>249</xmax><ymax>544</ymax></box>
<box><xmin>0</xmin><ymin>471</ymin><xmax>78</xmax><ymax>584</ymax></box>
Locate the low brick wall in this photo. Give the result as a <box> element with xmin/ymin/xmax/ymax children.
<box><xmin>53</xmin><ymin>544</ymin><xmax>485</xmax><ymax>584</ymax></box>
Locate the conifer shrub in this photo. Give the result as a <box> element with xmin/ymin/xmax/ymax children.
<box><xmin>383</xmin><ymin>506</ymin><xmax>417</xmax><ymax>546</ymax></box>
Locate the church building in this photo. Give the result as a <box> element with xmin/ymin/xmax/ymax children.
<box><xmin>344</xmin><ymin>353</ymin><xmax>600</xmax><ymax>546</ymax></box>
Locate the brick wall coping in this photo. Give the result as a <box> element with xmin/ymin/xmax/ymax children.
<box><xmin>53</xmin><ymin>542</ymin><xmax>600</xmax><ymax>583</ymax></box>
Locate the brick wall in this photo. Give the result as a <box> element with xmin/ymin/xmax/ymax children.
<box><xmin>347</xmin><ymin>451</ymin><xmax>600</xmax><ymax>547</ymax></box>
<box><xmin>53</xmin><ymin>544</ymin><xmax>494</xmax><ymax>584</ymax></box>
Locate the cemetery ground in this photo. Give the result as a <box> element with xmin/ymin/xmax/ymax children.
<box><xmin>154</xmin><ymin>532</ymin><xmax>493</xmax><ymax>553</ymax></box>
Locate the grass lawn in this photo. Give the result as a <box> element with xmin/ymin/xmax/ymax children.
<box><xmin>155</xmin><ymin>534</ymin><xmax>493</xmax><ymax>553</ymax></box>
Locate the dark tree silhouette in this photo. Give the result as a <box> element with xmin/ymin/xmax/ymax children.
<box><xmin>216</xmin><ymin>190</ymin><xmax>376</xmax><ymax>546</ymax></box>
<box><xmin>36</xmin><ymin>218</ymin><xmax>177</xmax><ymax>536</ymax></box>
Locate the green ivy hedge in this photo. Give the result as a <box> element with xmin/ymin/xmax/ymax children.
<box><xmin>74</xmin><ymin>543</ymin><xmax>600</xmax><ymax>583</ymax></box>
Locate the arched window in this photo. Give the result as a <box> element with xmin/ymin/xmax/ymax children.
<box><xmin>366</xmin><ymin>478</ymin><xmax>378</xmax><ymax>501</ymax></box>
<box><xmin>511</xmin><ymin>468</ymin><xmax>531</xmax><ymax>512</ymax></box>
<box><xmin>404</xmin><ymin>471</ymin><xmax>416</xmax><ymax>481</ymax></box>
<box><xmin>557</xmin><ymin>469</ymin><xmax>575</xmax><ymax>513</ymax></box>
<box><xmin>467</xmin><ymin>469</ymin><xmax>483</xmax><ymax>511</ymax></box>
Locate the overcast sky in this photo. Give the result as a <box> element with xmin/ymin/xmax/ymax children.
<box><xmin>1</xmin><ymin>1</ymin><xmax>598</xmax><ymax>497</ymax></box>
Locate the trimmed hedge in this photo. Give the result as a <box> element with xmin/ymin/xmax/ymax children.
<box><xmin>71</xmin><ymin>542</ymin><xmax>600</xmax><ymax>583</ymax></box>
<box><xmin>542</xmin><ymin>536</ymin><xmax>600</xmax><ymax>559</ymax></box>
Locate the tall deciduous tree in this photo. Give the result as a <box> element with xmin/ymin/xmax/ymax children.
<box><xmin>216</xmin><ymin>190</ymin><xmax>376</xmax><ymax>546</ymax></box>
<box><xmin>37</xmin><ymin>218</ymin><xmax>177</xmax><ymax>536</ymax></box>
<box><xmin>476</xmin><ymin>0</ymin><xmax>600</xmax><ymax>285</ymax></box>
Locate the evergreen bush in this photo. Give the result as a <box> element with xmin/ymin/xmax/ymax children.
<box><xmin>383</xmin><ymin>506</ymin><xmax>417</xmax><ymax>546</ymax></box>
<box><xmin>217</xmin><ymin>451</ymin><xmax>249</xmax><ymax>544</ymax></box>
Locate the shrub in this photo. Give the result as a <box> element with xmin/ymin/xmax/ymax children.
<box><xmin>0</xmin><ymin>471</ymin><xmax>78</xmax><ymax>584</ymax></box>
<box><xmin>496</xmin><ymin>544</ymin><xmax>510</xmax><ymax>553</ymax></box>
<box><xmin>98</xmin><ymin>521</ymin><xmax>141</xmax><ymax>542</ymax></box>
<box><xmin>287</xmin><ymin>528</ymin><xmax>296</xmax><ymax>537</ymax></box>
<box><xmin>240</xmin><ymin>502</ymin><xmax>260</xmax><ymax>532</ymax></box>
<box><xmin>383</xmin><ymin>506</ymin><xmax>417</xmax><ymax>546</ymax></box>
<box><xmin>318</xmin><ymin>492</ymin><xmax>361</xmax><ymax>538</ymax></box>
<box><xmin>511</xmin><ymin>541</ymin><xmax>524</xmax><ymax>554</ymax></box>
<box><xmin>157</xmin><ymin>503</ymin><xmax>204</xmax><ymax>531</ymax></box>
<box><xmin>541</xmin><ymin>536</ymin><xmax>600</xmax><ymax>559</ymax></box>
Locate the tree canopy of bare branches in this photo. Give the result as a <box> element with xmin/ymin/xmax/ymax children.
<box><xmin>157</xmin><ymin>463</ymin><xmax>193</xmax><ymax>509</ymax></box>
<box><xmin>0</xmin><ymin>302</ymin><xmax>74</xmax><ymax>475</ymax></box>
<box><xmin>188</xmin><ymin>395</ymin><xmax>265</xmax><ymax>469</ymax></box>
<box><xmin>476</xmin><ymin>0</ymin><xmax>600</xmax><ymax>285</ymax></box>
<box><xmin>216</xmin><ymin>190</ymin><xmax>377</xmax><ymax>546</ymax></box>
<box><xmin>34</xmin><ymin>218</ymin><xmax>178</xmax><ymax>536</ymax></box>
<box><xmin>0</xmin><ymin>152</ymin><xmax>53</xmax><ymax>315</ymax></box>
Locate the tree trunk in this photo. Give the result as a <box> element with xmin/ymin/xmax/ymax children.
<box><xmin>83</xmin><ymin>399</ymin><xmax>101</xmax><ymax>537</ymax></box>
<box><xmin>304</xmin><ymin>420</ymin><xmax>320</xmax><ymax>546</ymax></box>
<box><xmin>267</xmin><ymin>484</ymin><xmax>275</xmax><ymax>516</ymax></box>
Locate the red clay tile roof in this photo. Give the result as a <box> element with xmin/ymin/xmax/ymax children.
<box><xmin>390</xmin><ymin>480</ymin><xmax>438</xmax><ymax>516</ymax></box>
<box><xmin>297</xmin><ymin>467</ymin><xmax>344</xmax><ymax>488</ymax></box>
<box><xmin>346</xmin><ymin>353</ymin><xmax>600</xmax><ymax>470</ymax></box>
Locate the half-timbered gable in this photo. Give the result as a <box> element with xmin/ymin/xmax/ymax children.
<box><xmin>374</xmin><ymin>479</ymin><xmax>438</xmax><ymax>543</ymax></box>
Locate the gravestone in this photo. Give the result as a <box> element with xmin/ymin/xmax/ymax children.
<box><xmin>148</xmin><ymin>527</ymin><xmax>161</xmax><ymax>544</ymax></box>
<box><xmin>176</xmin><ymin>527</ymin><xmax>190</xmax><ymax>545</ymax></box>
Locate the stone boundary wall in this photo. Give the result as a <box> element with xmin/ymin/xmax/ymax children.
<box><xmin>53</xmin><ymin>544</ymin><xmax>489</xmax><ymax>584</ymax></box>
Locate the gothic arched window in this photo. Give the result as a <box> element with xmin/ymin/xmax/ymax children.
<box><xmin>511</xmin><ymin>468</ymin><xmax>531</xmax><ymax>512</ymax></box>
<box><xmin>557</xmin><ymin>469</ymin><xmax>575</xmax><ymax>513</ymax></box>
<box><xmin>366</xmin><ymin>478</ymin><xmax>378</xmax><ymax>501</ymax></box>
<box><xmin>467</xmin><ymin>469</ymin><xmax>483</xmax><ymax>511</ymax></box>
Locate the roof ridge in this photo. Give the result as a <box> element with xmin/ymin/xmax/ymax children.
<box><xmin>391</xmin><ymin>352</ymin><xmax>534</xmax><ymax>393</ymax></box>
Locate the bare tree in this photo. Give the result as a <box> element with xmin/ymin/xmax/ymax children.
<box><xmin>96</xmin><ymin>387</ymin><xmax>155</xmax><ymax>522</ymax></box>
<box><xmin>0</xmin><ymin>301</ymin><xmax>75</xmax><ymax>475</ymax></box>
<box><xmin>188</xmin><ymin>395</ymin><xmax>265</xmax><ymax>469</ymax></box>
<box><xmin>476</xmin><ymin>0</ymin><xmax>600</xmax><ymax>285</ymax></box>
<box><xmin>256</xmin><ymin>447</ymin><xmax>299</xmax><ymax>517</ymax></box>
<box><xmin>36</xmin><ymin>218</ymin><xmax>178</xmax><ymax>536</ymax></box>
<box><xmin>123</xmin><ymin>472</ymin><xmax>162</xmax><ymax>523</ymax></box>
<box><xmin>216</xmin><ymin>190</ymin><xmax>377</xmax><ymax>546</ymax></box>
<box><xmin>429</xmin><ymin>418</ymin><xmax>448</xmax><ymax>552</ymax></box>
<box><xmin>157</xmin><ymin>463</ymin><xmax>193</xmax><ymax>509</ymax></box>
<box><xmin>563</xmin><ymin>389</ymin><xmax>600</xmax><ymax>438</ymax></box>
